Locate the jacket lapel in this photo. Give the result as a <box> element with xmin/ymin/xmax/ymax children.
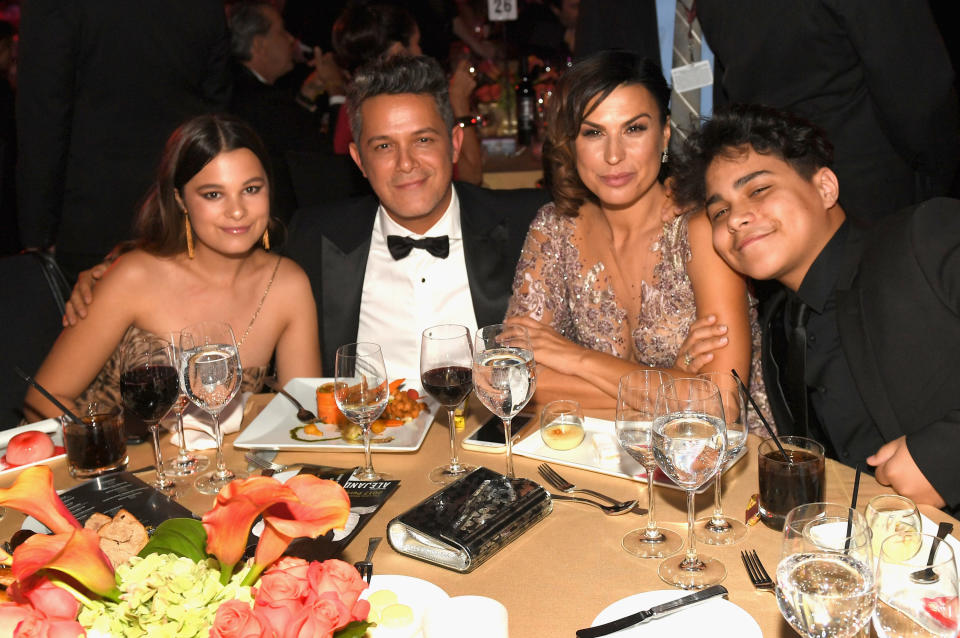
<box><xmin>459</xmin><ymin>187</ymin><xmax>513</xmax><ymax>328</ymax></box>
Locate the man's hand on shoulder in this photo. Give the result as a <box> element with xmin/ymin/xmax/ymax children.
<box><xmin>62</xmin><ymin>262</ymin><xmax>108</xmax><ymax>327</ymax></box>
<box><xmin>867</xmin><ymin>436</ymin><xmax>947</xmax><ymax>508</ymax></box>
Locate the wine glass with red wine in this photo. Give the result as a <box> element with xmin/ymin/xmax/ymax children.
<box><xmin>420</xmin><ymin>324</ymin><xmax>475</xmax><ymax>484</ymax></box>
<box><xmin>121</xmin><ymin>334</ymin><xmax>180</xmax><ymax>490</ymax></box>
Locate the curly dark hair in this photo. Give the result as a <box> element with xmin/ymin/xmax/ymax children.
<box><xmin>332</xmin><ymin>1</ymin><xmax>417</xmax><ymax>73</ymax></box>
<box><xmin>544</xmin><ymin>50</ymin><xmax>670</xmax><ymax>217</ymax></box>
<box><xmin>672</xmin><ymin>103</ymin><xmax>834</xmax><ymax>210</ymax></box>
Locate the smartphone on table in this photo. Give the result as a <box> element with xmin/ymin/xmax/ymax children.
<box><xmin>461</xmin><ymin>413</ymin><xmax>534</xmax><ymax>453</ymax></box>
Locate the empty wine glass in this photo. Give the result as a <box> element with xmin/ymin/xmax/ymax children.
<box><xmin>874</xmin><ymin>530</ymin><xmax>958</xmax><ymax>638</ymax></box>
<box><xmin>778</xmin><ymin>502</ymin><xmax>877</xmax><ymax>638</ymax></box>
<box><xmin>694</xmin><ymin>371</ymin><xmax>748</xmax><ymax>545</ymax></box>
<box><xmin>653</xmin><ymin>377</ymin><xmax>727</xmax><ymax>588</ymax></box>
<box><xmin>421</xmin><ymin>324</ymin><xmax>475</xmax><ymax>484</ymax></box>
<box><xmin>180</xmin><ymin>321</ymin><xmax>246</xmax><ymax>494</ymax></box>
<box><xmin>615</xmin><ymin>369</ymin><xmax>682</xmax><ymax>559</ymax></box>
<box><xmin>473</xmin><ymin>324</ymin><xmax>536</xmax><ymax>479</ymax></box>
<box><xmin>335</xmin><ymin>342</ymin><xmax>389</xmax><ymax>482</ymax></box>
<box><xmin>163</xmin><ymin>332</ymin><xmax>209</xmax><ymax>477</ymax></box>
<box><xmin>121</xmin><ymin>334</ymin><xmax>179</xmax><ymax>491</ymax></box>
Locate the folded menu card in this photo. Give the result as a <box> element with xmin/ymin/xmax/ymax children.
<box><xmin>387</xmin><ymin>466</ymin><xmax>553</xmax><ymax>573</ymax></box>
<box><xmin>58</xmin><ymin>472</ymin><xmax>197</xmax><ymax>529</ymax></box>
<box><xmin>244</xmin><ymin>465</ymin><xmax>400</xmax><ymax>563</ymax></box>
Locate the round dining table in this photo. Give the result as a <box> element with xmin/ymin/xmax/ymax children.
<box><xmin>3</xmin><ymin>394</ymin><xmax>957</xmax><ymax>637</ymax></box>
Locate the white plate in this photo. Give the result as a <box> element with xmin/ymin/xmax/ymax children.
<box><xmin>0</xmin><ymin>418</ymin><xmax>65</xmax><ymax>474</ymax></box>
<box><xmin>361</xmin><ymin>574</ymin><xmax>450</xmax><ymax>638</ymax></box>
<box><xmin>512</xmin><ymin>417</ymin><xmax>746</xmax><ymax>493</ymax></box>
<box><xmin>234</xmin><ymin>378</ymin><xmax>438</xmax><ymax>453</ymax></box>
<box><xmin>590</xmin><ymin>589</ymin><xmax>761</xmax><ymax>637</ymax></box>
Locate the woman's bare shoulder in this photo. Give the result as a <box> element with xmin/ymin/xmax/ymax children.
<box><xmin>97</xmin><ymin>249</ymin><xmax>180</xmax><ymax>292</ymax></box>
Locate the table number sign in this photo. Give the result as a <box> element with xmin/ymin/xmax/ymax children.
<box><xmin>487</xmin><ymin>0</ymin><xmax>517</xmax><ymax>22</ymax></box>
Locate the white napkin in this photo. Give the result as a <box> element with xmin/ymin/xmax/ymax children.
<box><xmin>163</xmin><ymin>392</ymin><xmax>250</xmax><ymax>450</ymax></box>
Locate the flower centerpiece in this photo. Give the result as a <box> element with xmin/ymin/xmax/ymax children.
<box><xmin>0</xmin><ymin>466</ymin><xmax>373</xmax><ymax>638</ymax></box>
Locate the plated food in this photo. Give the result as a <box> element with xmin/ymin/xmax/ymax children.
<box><xmin>0</xmin><ymin>419</ymin><xmax>66</xmax><ymax>473</ymax></box>
<box><xmin>296</xmin><ymin>379</ymin><xmax>426</xmax><ymax>444</ymax></box>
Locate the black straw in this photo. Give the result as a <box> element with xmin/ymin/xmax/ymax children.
<box><xmin>731</xmin><ymin>369</ymin><xmax>793</xmax><ymax>464</ymax></box>
<box><xmin>844</xmin><ymin>463</ymin><xmax>862</xmax><ymax>551</ymax></box>
<box><xmin>14</xmin><ymin>366</ymin><xmax>84</xmax><ymax>425</ymax></box>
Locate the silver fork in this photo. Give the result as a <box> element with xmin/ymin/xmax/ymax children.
<box><xmin>354</xmin><ymin>537</ymin><xmax>382</xmax><ymax>583</ymax></box>
<box><xmin>245</xmin><ymin>453</ymin><xmax>312</xmax><ymax>474</ymax></box>
<box><xmin>265</xmin><ymin>378</ymin><xmax>317</xmax><ymax>423</ymax></box>
<box><xmin>550</xmin><ymin>493</ymin><xmax>638</xmax><ymax>515</ymax></box>
<box><xmin>741</xmin><ymin>550</ymin><xmax>775</xmax><ymax>592</ymax></box>
<box><xmin>538</xmin><ymin>463</ymin><xmax>645</xmax><ymax>514</ymax></box>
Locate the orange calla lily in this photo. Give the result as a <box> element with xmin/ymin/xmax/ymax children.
<box><xmin>12</xmin><ymin>529</ymin><xmax>119</xmax><ymax>601</ymax></box>
<box><xmin>0</xmin><ymin>466</ymin><xmax>80</xmax><ymax>534</ymax></box>
<box><xmin>201</xmin><ymin>475</ymin><xmax>350</xmax><ymax>586</ymax></box>
<box><xmin>249</xmin><ymin>475</ymin><xmax>351</xmax><ymax>584</ymax></box>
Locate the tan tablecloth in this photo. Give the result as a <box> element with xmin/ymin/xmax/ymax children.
<box><xmin>3</xmin><ymin>396</ymin><xmax>957</xmax><ymax>637</ymax></box>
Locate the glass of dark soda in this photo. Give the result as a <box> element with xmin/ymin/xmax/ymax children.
<box><xmin>757</xmin><ymin>435</ymin><xmax>825</xmax><ymax>529</ymax></box>
<box><xmin>60</xmin><ymin>402</ymin><xmax>128</xmax><ymax>479</ymax></box>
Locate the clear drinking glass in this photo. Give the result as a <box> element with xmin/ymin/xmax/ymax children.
<box><xmin>777</xmin><ymin>502</ymin><xmax>877</xmax><ymax>638</ymax></box>
<box><xmin>335</xmin><ymin>342</ymin><xmax>389</xmax><ymax>482</ymax></box>
<box><xmin>473</xmin><ymin>324</ymin><xmax>536</xmax><ymax>479</ymax></box>
<box><xmin>180</xmin><ymin>321</ymin><xmax>246</xmax><ymax>494</ymax></box>
<box><xmin>121</xmin><ymin>334</ymin><xmax>179</xmax><ymax>491</ymax></box>
<box><xmin>420</xmin><ymin>324</ymin><xmax>475</xmax><ymax>484</ymax></box>
<box><xmin>693</xmin><ymin>371</ymin><xmax>747</xmax><ymax>545</ymax></box>
<box><xmin>614</xmin><ymin>369</ymin><xmax>682</xmax><ymax>559</ymax></box>
<box><xmin>653</xmin><ymin>377</ymin><xmax>727</xmax><ymax>588</ymax></box>
<box><xmin>865</xmin><ymin>495</ymin><xmax>922</xmax><ymax>562</ymax></box>
<box><xmin>539</xmin><ymin>399</ymin><xmax>584</xmax><ymax>450</ymax></box>
<box><xmin>163</xmin><ymin>333</ymin><xmax>209</xmax><ymax>477</ymax></box>
<box><xmin>874</xmin><ymin>530</ymin><xmax>958</xmax><ymax>638</ymax></box>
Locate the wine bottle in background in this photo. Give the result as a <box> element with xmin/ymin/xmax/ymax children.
<box><xmin>516</xmin><ymin>55</ymin><xmax>536</xmax><ymax>147</ymax></box>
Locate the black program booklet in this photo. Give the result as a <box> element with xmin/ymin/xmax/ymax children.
<box><xmin>243</xmin><ymin>465</ymin><xmax>400</xmax><ymax>562</ymax></box>
<box><xmin>57</xmin><ymin>471</ymin><xmax>197</xmax><ymax>530</ymax></box>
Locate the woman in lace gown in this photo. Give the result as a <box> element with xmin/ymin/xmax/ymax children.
<box><xmin>23</xmin><ymin>115</ymin><xmax>321</xmax><ymax>420</ymax></box>
<box><xmin>506</xmin><ymin>51</ymin><xmax>769</xmax><ymax>431</ymax></box>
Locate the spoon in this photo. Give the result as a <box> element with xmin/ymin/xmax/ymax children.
<box><xmin>265</xmin><ymin>378</ymin><xmax>317</xmax><ymax>423</ymax></box>
<box><xmin>910</xmin><ymin>521</ymin><xmax>954</xmax><ymax>584</ymax></box>
<box><xmin>550</xmin><ymin>493</ymin><xmax>638</xmax><ymax>516</ymax></box>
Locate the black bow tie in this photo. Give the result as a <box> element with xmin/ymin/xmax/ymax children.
<box><xmin>387</xmin><ymin>235</ymin><xmax>450</xmax><ymax>260</ymax></box>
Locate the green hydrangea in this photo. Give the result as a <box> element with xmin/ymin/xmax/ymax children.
<box><xmin>78</xmin><ymin>553</ymin><xmax>254</xmax><ymax>638</ymax></box>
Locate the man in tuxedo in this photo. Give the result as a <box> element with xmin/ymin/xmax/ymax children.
<box><xmin>284</xmin><ymin>55</ymin><xmax>549</xmax><ymax>381</ymax></box>
<box><xmin>674</xmin><ymin>104</ymin><xmax>960</xmax><ymax>513</ymax></box>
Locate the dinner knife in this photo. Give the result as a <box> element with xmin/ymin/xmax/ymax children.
<box><xmin>575</xmin><ymin>585</ymin><xmax>728</xmax><ymax>638</ymax></box>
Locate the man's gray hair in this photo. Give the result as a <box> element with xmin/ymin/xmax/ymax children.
<box><xmin>228</xmin><ymin>1</ymin><xmax>272</xmax><ymax>62</ymax></box>
<box><xmin>346</xmin><ymin>55</ymin><xmax>455</xmax><ymax>144</ymax></box>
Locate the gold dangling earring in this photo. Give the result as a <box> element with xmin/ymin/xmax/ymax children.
<box><xmin>262</xmin><ymin>228</ymin><xmax>270</xmax><ymax>251</ymax></box>
<box><xmin>184</xmin><ymin>213</ymin><xmax>195</xmax><ymax>259</ymax></box>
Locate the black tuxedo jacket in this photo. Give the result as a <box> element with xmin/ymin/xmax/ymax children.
<box><xmin>763</xmin><ymin>199</ymin><xmax>960</xmax><ymax>511</ymax></box>
<box><xmin>697</xmin><ymin>0</ymin><xmax>959</xmax><ymax>224</ymax></box>
<box><xmin>16</xmin><ymin>0</ymin><xmax>231</xmax><ymax>265</ymax></box>
<box><xmin>284</xmin><ymin>182</ymin><xmax>550</xmax><ymax>374</ymax></box>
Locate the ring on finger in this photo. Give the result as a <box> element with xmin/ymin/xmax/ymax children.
<box><xmin>683</xmin><ymin>352</ymin><xmax>693</xmax><ymax>367</ymax></box>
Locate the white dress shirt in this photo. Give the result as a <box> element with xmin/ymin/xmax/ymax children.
<box><xmin>356</xmin><ymin>186</ymin><xmax>478</xmax><ymax>389</ymax></box>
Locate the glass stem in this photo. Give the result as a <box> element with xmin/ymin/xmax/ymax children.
<box><xmin>645</xmin><ymin>464</ymin><xmax>660</xmax><ymax>536</ymax></box>
<box><xmin>446</xmin><ymin>408</ymin><xmax>461</xmax><ymax>471</ymax></box>
<box><xmin>149</xmin><ymin>422</ymin><xmax>167</xmax><ymax>485</ymax></box>
<box><xmin>712</xmin><ymin>473</ymin><xmax>725</xmax><ymax>520</ymax></box>
<box><xmin>683</xmin><ymin>489</ymin><xmax>701</xmax><ymax>568</ymax></box>
<box><xmin>211</xmin><ymin>412</ymin><xmax>228</xmax><ymax>478</ymax></box>
<box><xmin>174</xmin><ymin>406</ymin><xmax>190</xmax><ymax>462</ymax></box>
<box><xmin>503</xmin><ymin>418</ymin><xmax>514</xmax><ymax>478</ymax></box>
<box><xmin>362</xmin><ymin>422</ymin><xmax>374</xmax><ymax>474</ymax></box>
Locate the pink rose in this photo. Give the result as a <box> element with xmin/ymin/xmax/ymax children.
<box><xmin>268</xmin><ymin>557</ymin><xmax>310</xmax><ymax>582</ymax></box>
<box><xmin>0</xmin><ymin>603</ymin><xmax>38</xmax><ymax>637</ymax></box>
<box><xmin>11</xmin><ymin>613</ymin><xmax>86</xmax><ymax>638</ymax></box>
<box><xmin>350</xmin><ymin>598</ymin><xmax>371</xmax><ymax>624</ymax></box>
<box><xmin>306</xmin><ymin>560</ymin><xmax>367</xmax><ymax>611</ymax></box>
<box><xmin>210</xmin><ymin>600</ymin><xmax>265</xmax><ymax>638</ymax></box>
<box><xmin>254</xmin><ymin>600</ymin><xmax>298</xmax><ymax>637</ymax></box>
<box><xmin>255</xmin><ymin>569</ymin><xmax>309</xmax><ymax>607</ymax></box>
<box><xmin>284</xmin><ymin>599</ymin><xmax>339</xmax><ymax>638</ymax></box>
<box><xmin>16</xmin><ymin>578</ymin><xmax>80</xmax><ymax>620</ymax></box>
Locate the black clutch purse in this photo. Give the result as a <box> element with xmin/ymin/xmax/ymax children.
<box><xmin>386</xmin><ymin>466</ymin><xmax>553</xmax><ymax>573</ymax></box>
